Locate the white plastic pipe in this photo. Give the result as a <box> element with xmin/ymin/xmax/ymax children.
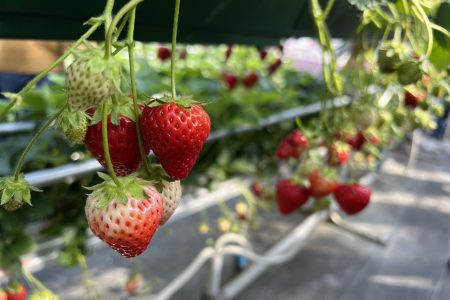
<box><xmin>154</xmin><ymin>247</ymin><xmax>215</xmax><ymax>300</ymax></box>
<box><xmin>220</xmin><ymin>211</ymin><xmax>328</xmax><ymax>300</ymax></box>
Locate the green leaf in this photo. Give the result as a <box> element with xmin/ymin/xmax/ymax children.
<box><xmin>434</xmin><ymin>3</ymin><xmax>450</xmax><ymax>49</ymax></box>
<box><xmin>429</xmin><ymin>41</ymin><xmax>450</xmax><ymax>70</ymax></box>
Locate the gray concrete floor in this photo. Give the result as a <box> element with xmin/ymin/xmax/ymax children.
<box><xmin>37</xmin><ymin>145</ymin><xmax>450</xmax><ymax>300</ymax></box>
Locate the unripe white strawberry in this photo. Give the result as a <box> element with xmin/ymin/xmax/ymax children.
<box><xmin>56</xmin><ymin>110</ymin><xmax>89</xmax><ymax>144</ymax></box>
<box><xmin>66</xmin><ymin>49</ymin><xmax>121</xmax><ymax>111</ymax></box>
<box><xmin>160</xmin><ymin>180</ymin><xmax>182</xmax><ymax>225</ymax></box>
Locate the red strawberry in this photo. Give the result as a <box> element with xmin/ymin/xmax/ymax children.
<box><xmin>368</xmin><ymin>134</ymin><xmax>381</xmax><ymax>145</ymax></box>
<box><xmin>276</xmin><ymin>138</ymin><xmax>295</xmax><ymax>159</ymax></box>
<box><xmin>243</xmin><ymin>72</ymin><xmax>259</xmax><ymax>89</ymax></box>
<box><xmin>251</xmin><ymin>182</ymin><xmax>263</xmax><ymax>197</ymax></box>
<box><xmin>276</xmin><ymin>130</ymin><xmax>308</xmax><ymax>160</ymax></box>
<box><xmin>140</xmin><ymin>102</ymin><xmax>211</xmax><ymax>180</ymax></box>
<box><xmin>85</xmin><ymin>176</ymin><xmax>163</xmax><ymax>258</ymax></box>
<box><xmin>222</xmin><ymin>73</ymin><xmax>238</xmax><ymax>91</ymax></box>
<box><xmin>308</xmin><ymin>170</ymin><xmax>338</xmax><ymax>198</ymax></box>
<box><xmin>290</xmin><ymin>130</ymin><xmax>309</xmax><ymax>149</ymax></box>
<box><xmin>258</xmin><ymin>48</ymin><xmax>268</xmax><ymax>60</ymax></box>
<box><xmin>346</xmin><ymin>130</ymin><xmax>366</xmax><ymax>151</ymax></box>
<box><xmin>268</xmin><ymin>59</ymin><xmax>282</xmax><ymax>74</ymax></box>
<box><xmin>328</xmin><ymin>142</ymin><xmax>351</xmax><ymax>166</ymax></box>
<box><xmin>225</xmin><ymin>45</ymin><xmax>232</xmax><ymax>60</ymax></box>
<box><xmin>6</xmin><ymin>283</ymin><xmax>27</xmax><ymax>300</ymax></box>
<box><xmin>0</xmin><ymin>290</ymin><xmax>6</xmax><ymax>300</ymax></box>
<box><xmin>404</xmin><ymin>91</ymin><xmax>424</xmax><ymax>108</ymax></box>
<box><xmin>126</xmin><ymin>272</ymin><xmax>143</xmax><ymax>294</ymax></box>
<box><xmin>334</xmin><ymin>183</ymin><xmax>371</xmax><ymax>215</ymax></box>
<box><xmin>157</xmin><ymin>47</ymin><xmax>171</xmax><ymax>61</ymax></box>
<box><xmin>276</xmin><ymin>179</ymin><xmax>310</xmax><ymax>215</ymax></box>
<box><xmin>160</xmin><ymin>180</ymin><xmax>182</xmax><ymax>225</ymax></box>
<box><xmin>84</xmin><ymin>114</ymin><xmax>141</xmax><ymax>176</ymax></box>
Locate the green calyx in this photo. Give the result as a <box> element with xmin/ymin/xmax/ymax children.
<box><xmin>137</xmin><ymin>164</ymin><xmax>172</xmax><ymax>192</ymax></box>
<box><xmin>148</xmin><ymin>95</ymin><xmax>201</xmax><ymax>109</ymax></box>
<box><xmin>0</xmin><ymin>175</ymin><xmax>41</xmax><ymax>211</ymax></box>
<box><xmin>85</xmin><ymin>173</ymin><xmax>155</xmax><ymax>210</ymax></box>
<box><xmin>89</xmin><ymin>95</ymin><xmax>142</xmax><ymax>125</ymax></box>
<box><xmin>7</xmin><ymin>281</ymin><xmax>23</xmax><ymax>293</ymax></box>
<box><xmin>56</xmin><ymin>110</ymin><xmax>90</xmax><ymax>144</ymax></box>
<box><xmin>2</xmin><ymin>93</ymin><xmax>23</xmax><ymax>106</ymax></box>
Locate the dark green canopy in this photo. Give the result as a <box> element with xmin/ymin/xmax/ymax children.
<box><xmin>0</xmin><ymin>0</ymin><xmax>360</xmax><ymax>45</ymax></box>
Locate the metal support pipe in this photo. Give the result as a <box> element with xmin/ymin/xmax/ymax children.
<box><xmin>208</xmin><ymin>96</ymin><xmax>349</xmax><ymax>142</ymax></box>
<box><xmin>0</xmin><ymin>121</ymin><xmax>35</xmax><ymax>134</ymax></box>
<box><xmin>25</xmin><ymin>159</ymin><xmax>101</xmax><ymax>187</ymax></box>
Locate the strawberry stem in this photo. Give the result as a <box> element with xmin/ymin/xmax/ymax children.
<box><xmin>126</xmin><ymin>8</ymin><xmax>153</xmax><ymax>177</ymax></box>
<box><xmin>170</xmin><ymin>0</ymin><xmax>181</xmax><ymax>100</ymax></box>
<box><xmin>103</xmin><ymin>0</ymin><xmax>115</xmax><ymax>60</ymax></box>
<box><xmin>77</xmin><ymin>252</ymin><xmax>102</xmax><ymax>300</ymax></box>
<box><xmin>0</xmin><ymin>20</ymin><xmax>103</xmax><ymax>122</ymax></box>
<box><xmin>103</xmin><ymin>0</ymin><xmax>115</xmax><ymax>35</ymax></box>
<box><xmin>309</xmin><ymin>0</ymin><xmax>341</xmax><ymax>96</ymax></box>
<box><xmin>13</xmin><ymin>104</ymin><xmax>68</xmax><ymax>181</ymax></box>
<box><xmin>22</xmin><ymin>267</ymin><xmax>48</xmax><ymax>291</ymax></box>
<box><xmin>101</xmin><ymin>102</ymin><xmax>122</xmax><ymax>187</ymax></box>
<box><xmin>104</xmin><ymin>0</ymin><xmax>143</xmax><ymax>60</ymax></box>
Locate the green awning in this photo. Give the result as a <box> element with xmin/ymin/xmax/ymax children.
<box><xmin>0</xmin><ymin>0</ymin><xmax>360</xmax><ymax>45</ymax></box>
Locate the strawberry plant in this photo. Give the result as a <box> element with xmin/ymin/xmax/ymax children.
<box><xmin>0</xmin><ymin>0</ymin><xmax>447</xmax><ymax>298</ymax></box>
<box><xmin>0</xmin><ymin>0</ymin><xmax>215</xmax><ymax>293</ymax></box>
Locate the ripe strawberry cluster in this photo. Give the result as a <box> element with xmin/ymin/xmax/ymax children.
<box><xmin>221</xmin><ymin>45</ymin><xmax>283</xmax><ymax>91</ymax></box>
<box><xmin>0</xmin><ymin>281</ymin><xmax>60</xmax><ymax>300</ymax></box>
<box><xmin>56</xmin><ymin>47</ymin><xmax>211</xmax><ymax>258</ymax></box>
<box><xmin>267</xmin><ymin>129</ymin><xmax>377</xmax><ymax>216</ymax></box>
<box><xmin>157</xmin><ymin>46</ymin><xmax>188</xmax><ymax>61</ymax></box>
<box><xmin>0</xmin><ymin>282</ymin><xmax>26</xmax><ymax>300</ymax></box>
